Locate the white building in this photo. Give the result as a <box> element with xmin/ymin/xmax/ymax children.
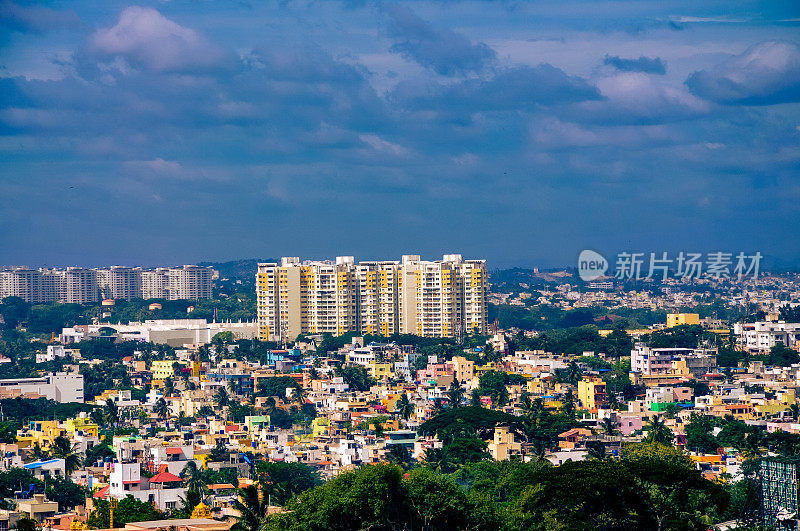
<box><xmin>1</xmin><ymin>266</ymin><xmax>214</xmax><ymax>303</ymax></box>
<box><xmin>97</xmin><ymin>266</ymin><xmax>142</xmax><ymax>301</ymax></box>
<box><xmin>734</xmin><ymin>321</ymin><xmax>800</xmax><ymax>353</ymax></box>
<box><xmin>60</xmin><ymin>319</ymin><xmax>256</xmax><ymax>348</ymax></box>
<box><xmin>36</xmin><ymin>345</ymin><xmax>80</xmax><ymax>364</ymax></box>
<box><xmin>106</xmin><ymin>462</ymin><xmax>186</xmax><ymax>512</ymax></box>
<box><xmin>630</xmin><ymin>343</ymin><xmax>717</xmax><ymax>376</ymax></box>
<box><xmin>0</xmin><ymin>373</ymin><xmax>84</xmax><ymax>402</ymax></box>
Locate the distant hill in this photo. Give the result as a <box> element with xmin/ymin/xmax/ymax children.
<box><xmin>198</xmin><ymin>258</ymin><xmax>277</xmax><ymax>280</ymax></box>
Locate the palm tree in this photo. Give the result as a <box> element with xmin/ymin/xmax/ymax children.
<box><xmin>432</xmin><ymin>398</ymin><xmax>445</xmax><ymax>412</ymax></box>
<box><xmin>50</xmin><ymin>435</ymin><xmax>81</xmax><ymax>475</ymax></box>
<box><xmin>493</xmin><ymin>385</ymin><xmax>509</xmax><ymax>409</ymax></box>
<box><xmin>422</xmin><ymin>447</ymin><xmax>450</xmax><ymax>473</ymax></box>
<box><xmin>586</xmin><ymin>440</ymin><xmax>606</xmax><ymax>460</ymax></box>
<box><xmin>104</xmin><ymin>400</ymin><xmax>119</xmax><ymax>427</ymax></box>
<box><xmin>600</xmin><ymin>417</ymin><xmax>618</xmax><ymax>436</ymax></box>
<box><xmin>643</xmin><ymin>415</ymin><xmax>673</xmax><ymax>446</ymax></box>
<box><xmin>395</xmin><ymin>393</ymin><xmax>414</xmax><ymax>421</ymax></box>
<box><xmin>231</xmin><ymin>484</ymin><xmax>270</xmax><ymax>531</ymax></box>
<box><xmin>181</xmin><ymin>460</ymin><xmax>205</xmax><ymax>494</ymax></box>
<box><xmin>387</xmin><ymin>445</ymin><xmax>413</xmax><ymax>468</ymax></box>
<box><xmin>470</xmin><ymin>389</ymin><xmax>482</xmax><ymax>407</ymax></box>
<box><xmin>13</xmin><ymin>517</ymin><xmax>39</xmax><ymax>531</ymax></box>
<box><xmin>291</xmin><ymin>387</ymin><xmax>304</xmax><ymax>405</ymax></box>
<box><xmin>164</xmin><ymin>377</ymin><xmax>175</xmax><ymax>397</ymax></box>
<box><xmin>519</xmin><ymin>392</ymin><xmax>534</xmax><ymax>417</ymax></box>
<box><xmin>177</xmin><ymin>488</ymin><xmax>202</xmax><ymax>518</ymax></box>
<box><xmin>264</xmin><ymin>396</ymin><xmax>277</xmax><ymax>416</ymax></box>
<box><xmin>227</xmin><ymin>378</ymin><xmax>239</xmax><ymax>396</ymax></box>
<box><xmin>215</xmin><ymin>387</ymin><xmax>230</xmax><ymax>409</ymax></box>
<box><xmin>789</xmin><ymin>402</ymin><xmax>800</xmax><ymax>421</ymax></box>
<box><xmin>446</xmin><ymin>380</ymin><xmax>465</xmax><ymax>408</ymax></box>
<box><xmin>154</xmin><ymin>397</ymin><xmax>169</xmax><ymax>420</ymax></box>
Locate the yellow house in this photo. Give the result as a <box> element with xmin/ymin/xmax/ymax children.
<box><xmin>65</xmin><ymin>417</ymin><xmax>99</xmax><ymax>438</ymax></box>
<box><xmin>151</xmin><ymin>360</ymin><xmax>176</xmax><ymax>380</ymax></box>
<box><xmin>578</xmin><ymin>377</ymin><xmax>607</xmax><ymax>410</ymax></box>
<box><xmin>527</xmin><ymin>378</ymin><xmax>550</xmax><ymax>396</ymax></box>
<box><xmin>312</xmin><ymin>417</ymin><xmax>331</xmax><ymax>437</ymax></box>
<box><xmin>449</xmin><ymin>356</ymin><xmax>475</xmax><ymax>382</ymax></box>
<box><xmin>16</xmin><ymin>421</ymin><xmax>65</xmax><ymax>449</ymax></box>
<box><xmin>368</xmin><ymin>362</ymin><xmax>392</xmax><ymax>381</ymax></box>
<box><xmin>667</xmin><ymin>313</ymin><xmax>700</xmax><ymax>328</ymax></box>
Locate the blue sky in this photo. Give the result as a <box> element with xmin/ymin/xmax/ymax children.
<box><xmin>1</xmin><ymin>0</ymin><xmax>799</xmax><ymax>269</ymax></box>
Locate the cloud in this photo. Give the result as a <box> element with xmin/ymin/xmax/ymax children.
<box><xmin>384</xmin><ymin>4</ymin><xmax>495</xmax><ymax>76</ymax></box>
<box><xmin>603</xmin><ymin>54</ymin><xmax>666</xmax><ymax>75</ymax></box>
<box><xmin>86</xmin><ymin>6</ymin><xmax>233</xmax><ymax>73</ymax></box>
<box><xmin>686</xmin><ymin>40</ymin><xmax>800</xmax><ymax>105</ymax></box>
<box><xmin>0</xmin><ymin>1</ymin><xmax>80</xmax><ymax>34</ymax></box>
<box><xmin>392</xmin><ymin>64</ymin><xmax>601</xmax><ymax>112</ymax></box>
<box><xmin>570</xmin><ymin>72</ymin><xmax>708</xmax><ymax>125</ymax></box>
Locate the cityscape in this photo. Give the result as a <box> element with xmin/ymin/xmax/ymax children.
<box><xmin>2</xmin><ymin>0</ymin><xmax>799</xmax><ymax>530</ymax></box>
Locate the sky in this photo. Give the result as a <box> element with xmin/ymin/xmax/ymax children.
<box><xmin>1</xmin><ymin>0</ymin><xmax>799</xmax><ymax>270</ymax></box>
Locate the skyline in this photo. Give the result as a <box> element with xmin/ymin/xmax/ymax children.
<box><xmin>1</xmin><ymin>1</ymin><xmax>799</xmax><ymax>269</ymax></box>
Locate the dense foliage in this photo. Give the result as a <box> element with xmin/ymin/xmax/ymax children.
<box><xmin>264</xmin><ymin>455</ymin><xmax>729</xmax><ymax>531</ymax></box>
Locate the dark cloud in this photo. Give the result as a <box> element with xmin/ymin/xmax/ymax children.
<box><xmin>2</xmin><ymin>2</ymin><xmax>800</xmax><ymax>267</ymax></box>
<box><xmin>603</xmin><ymin>54</ymin><xmax>666</xmax><ymax>74</ymax></box>
<box><xmin>384</xmin><ymin>3</ymin><xmax>495</xmax><ymax>76</ymax></box>
<box><xmin>0</xmin><ymin>1</ymin><xmax>80</xmax><ymax>34</ymax></box>
<box><xmin>392</xmin><ymin>64</ymin><xmax>601</xmax><ymax>113</ymax></box>
<box><xmin>686</xmin><ymin>40</ymin><xmax>800</xmax><ymax>105</ymax></box>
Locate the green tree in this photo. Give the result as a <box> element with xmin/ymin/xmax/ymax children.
<box><xmin>643</xmin><ymin>415</ymin><xmax>674</xmax><ymax>446</ymax></box>
<box><xmin>685</xmin><ymin>413</ymin><xmax>719</xmax><ymax>454</ymax></box>
<box><xmin>87</xmin><ymin>495</ymin><xmax>163</xmax><ymax>528</ymax></box>
<box><xmin>181</xmin><ymin>460</ymin><xmax>205</xmax><ymax>494</ymax></box>
<box><xmin>50</xmin><ymin>435</ymin><xmax>81</xmax><ymax>475</ymax></box>
<box><xmin>395</xmin><ymin>393</ymin><xmax>414</xmax><ymax>421</ymax></box>
<box><xmin>13</xmin><ymin>518</ymin><xmax>39</xmax><ymax>531</ymax></box>
<box><xmin>215</xmin><ymin>387</ymin><xmax>230</xmax><ymax>409</ymax></box>
<box><xmin>45</xmin><ymin>476</ymin><xmax>88</xmax><ymax>511</ymax></box>
<box><xmin>104</xmin><ymin>400</ymin><xmax>119</xmax><ymax>426</ymax></box>
<box><xmin>446</xmin><ymin>380</ymin><xmax>465</xmax><ymax>408</ymax></box>
<box><xmin>508</xmin><ymin>460</ymin><xmax>648</xmax><ymax>530</ymax></box>
<box><xmin>153</xmin><ymin>397</ymin><xmax>169</xmax><ymax>420</ymax></box>
<box><xmin>769</xmin><ymin>342</ymin><xmax>800</xmax><ymax>366</ymax></box>
<box><xmin>231</xmin><ymin>484</ymin><xmax>270</xmax><ymax>531</ymax></box>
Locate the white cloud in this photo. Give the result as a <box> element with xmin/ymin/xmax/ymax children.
<box><xmin>87</xmin><ymin>6</ymin><xmax>231</xmax><ymax>72</ymax></box>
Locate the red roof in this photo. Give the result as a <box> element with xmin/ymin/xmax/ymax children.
<box><xmin>93</xmin><ymin>486</ymin><xmax>109</xmax><ymax>499</ymax></box>
<box><xmin>149</xmin><ymin>471</ymin><xmax>183</xmax><ymax>483</ymax></box>
<box><xmin>165</xmin><ymin>447</ymin><xmax>184</xmax><ymax>455</ymax></box>
<box><xmin>225</xmin><ymin>425</ymin><xmax>241</xmax><ymax>432</ymax></box>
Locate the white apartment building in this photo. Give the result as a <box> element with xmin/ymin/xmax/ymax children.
<box><xmin>630</xmin><ymin>343</ymin><xmax>717</xmax><ymax>376</ymax></box>
<box><xmin>0</xmin><ymin>269</ymin><xmax>41</xmax><ymax>302</ymax></box>
<box><xmin>734</xmin><ymin>321</ymin><xmax>800</xmax><ymax>353</ymax></box>
<box><xmin>257</xmin><ymin>254</ymin><xmax>488</xmax><ymax>341</ymax></box>
<box><xmin>141</xmin><ymin>268</ymin><xmax>170</xmax><ymax>299</ymax></box>
<box><xmin>97</xmin><ymin>266</ymin><xmax>142</xmax><ymax>300</ymax></box>
<box><xmin>166</xmin><ymin>265</ymin><xmax>214</xmax><ymax>300</ymax></box>
<box><xmin>64</xmin><ymin>268</ymin><xmax>99</xmax><ymax>304</ymax></box>
<box><xmin>0</xmin><ymin>266</ymin><xmax>214</xmax><ymax>303</ymax></box>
